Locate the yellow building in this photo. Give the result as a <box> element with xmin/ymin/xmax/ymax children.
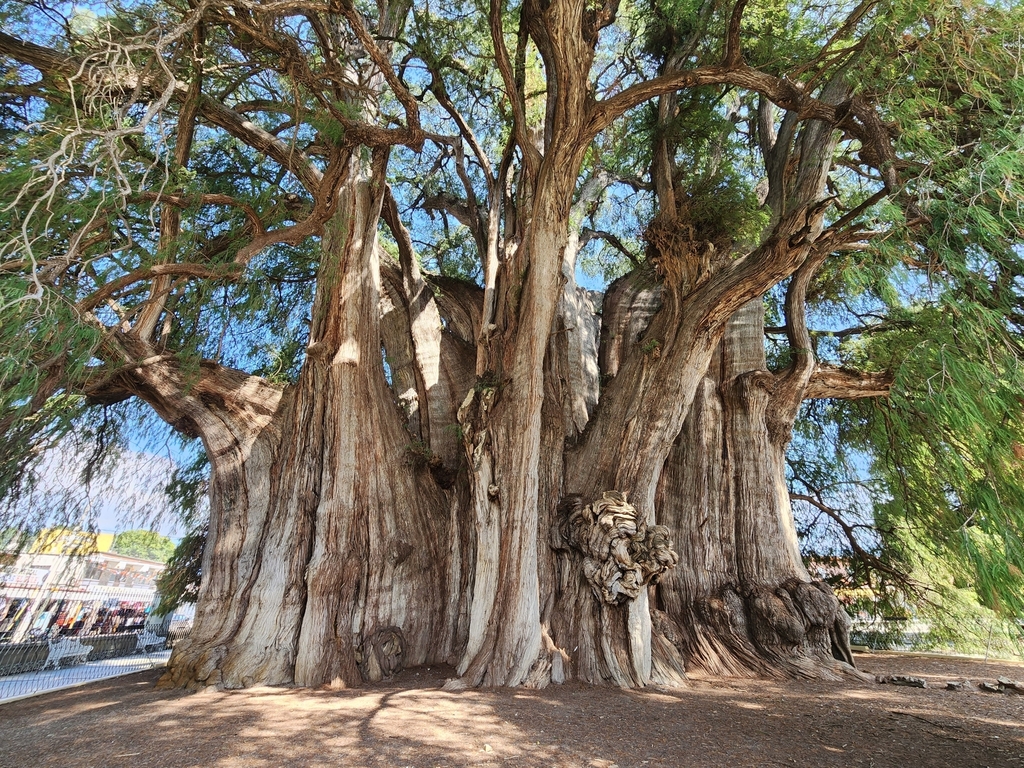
<box><xmin>0</xmin><ymin>529</ymin><xmax>166</xmax><ymax>643</ymax></box>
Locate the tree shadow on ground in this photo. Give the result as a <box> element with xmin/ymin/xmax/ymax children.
<box><xmin>1</xmin><ymin>654</ymin><xmax>1022</xmax><ymax>768</ymax></box>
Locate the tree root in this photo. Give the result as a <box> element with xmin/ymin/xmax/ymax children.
<box><xmin>356</xmin><ymin>626</ymin><xmax>405</xmax><ymax>682</ymax></box>
<box><xmin>665</xmin><ymin>579</ymin><xmax>869</xmax><ymax>681</ymax></box>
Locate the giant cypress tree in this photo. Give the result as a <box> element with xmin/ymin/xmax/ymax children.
<box><xmin>1</xmin><ymin>0</ymin><xmax>1021</xmax><ymax>689</ymax></box>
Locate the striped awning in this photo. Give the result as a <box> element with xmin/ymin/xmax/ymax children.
<box><xmin>84</xmin><ymin>585</ymin><xmax>158</xmax><ymax>603</ymax></box>
<box><xmin>0</xmin><ymin>585</ymin><xmax>92</xmax><ymax>600</ymax></box>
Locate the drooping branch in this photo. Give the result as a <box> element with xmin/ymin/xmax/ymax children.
<box><xmin>0</xmin><ymin>31</ymin><xmax>325</xmax><ymax>193</ymax></box>
<box><xmin>790</xmin><ymin>492</ymin><xmax>907</xmax><ymax>586</ymax></box>
<box><xmin>579</xmin><ymin>228</ymin><xmax>641</xmax><ymax>268</ymax></box>
<box><xmin>765</xmin><ymin>319</ymin><xmax>909</xmax><ymax>341</ymax></box>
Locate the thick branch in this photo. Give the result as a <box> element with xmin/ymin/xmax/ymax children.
<box><xmin>133</xmin><ymin>192</ymin><xmax>266</xmax><ymax>234</ymax></box>
<box><xmin>0</xmin><ymin>31</ymin><xmax>325</xmax><ymax>191</ymax></box>
<box><xmin>770</xmin><ymin>215</ymin><xmax>840</xmax><ymax>431</ymax></box>
<box><xmin>490</xmin><ymin>0</ymin><xmax>541</xmax><ymax>176</ymax></box>
<box><xmin>592</xmin><ymin>66</ymin><xmax>835</xmax><ymax>136</ymax></box>
<box><xmin>724</xmin><ymin>0</ymin><xmax>749</xmax><ymax>67</ymax></box>
<box><xmin>337</xmin><ymin>0</ymin><xmax>421</xmax><ymax>138</ymax></box>
<box><xmin>804</xmin><ymin>365</ymin><xmax>894</xmax><ymax>400</ymax></box>
<box><xmin>684</xmin><ymin>203</ymin><xmax>823</xmax><ymax>330</ymax></box>
<box><xmin>83</xmin><ymin>337</ymin><xmax>283</xmax><ymax>455</ymax></box>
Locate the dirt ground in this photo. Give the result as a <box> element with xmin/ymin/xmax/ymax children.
<box><xmin>1</xmin><ymin>652</ymin><xmax>1022</xmax><ymax>768</ymax></box>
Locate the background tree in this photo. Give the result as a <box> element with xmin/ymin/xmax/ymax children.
<box><xmin>154</xmin><ymin>524</ymin><xmax>205</xmax><ymax>617</ymax></box>
<box><xmin>111</xmin><ymin>529</ymin><xmax>176</xmax><ymax>562</ymax></box>
<box><xmin>0</xmin><ymin>0</ymin><xmax>1021</xmax><ymax>692</ymax></box>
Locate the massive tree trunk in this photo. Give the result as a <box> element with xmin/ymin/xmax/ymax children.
<box><xmin>157</xmin><ymin>152</ymin><xmax>464</xmax><ymax>689</ymax></box>
<box><xmin>158</xmin><ymin>128</ymin><xmax>862</xmax><ymax>696</ymax></box>
<box><xmin>655</xmin><ymin>300</ymin><xmax>857</xmax><ymax>680</ymax></box>
<box><xmin>453</xmin><ymin>179</ymin><xmax>583</xmax><ymax>688</ymax></box>
<box><xmin>0</xmin><ymin>0</ymin><xmax>910</xmax><ymax>693</ymax></box>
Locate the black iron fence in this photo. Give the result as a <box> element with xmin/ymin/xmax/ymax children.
<box><xmin>0</xmin><ymin>626</ymin><xmax>190</xmax><ymax>702</ymax></box>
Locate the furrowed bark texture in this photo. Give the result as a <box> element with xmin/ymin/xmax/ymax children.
<box><xmin>455</xmin><ymin>195</ymin><xmax>578</xmax><ymax>688</ymax></box>
<box><xmin>5</xmin><ymin>0</ymin><xmax>904</xmax><ymax>692</ymax></box>
<box><xmin>163</xmin><ymin>132</ymin><xmax>861</xmax><ymax>693</ymax></box>
<box><xmin>160</xmin><ymin>154</ymin><xmax>462</xmax><ymax>690</ymax></box>
<box><xmin>105</xmin><ymin>356</ymin><xmax>289</xmax><ymax>689</ymax></box>
<box><xmin>448</xmin><ymin>0</ymin><xmax>606</xmax><ymax>687</ymax></box>
<box><xmin>655</xmin><ymin>301</ymin><xmax>858</xmax><ymax>680</ymax></box>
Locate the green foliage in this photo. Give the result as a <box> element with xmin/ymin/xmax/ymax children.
<box><xmin>404</xmin><ymin>439</ymin><xmax>436</xmax><ymax>467</ymax></box>
<box><xmin>639</xmin><ymin>0</ymin><xmax>844</xmax><ymax>75</ymax></box>
<box><xmin>154</xmin><ymin>525</ymin><xmax>205</xmax><ymax>616</ymax></box>
<box><xmin>0</xmin><ymin>278</ymin><xmax>103</xmax><ymax>518</ymax></box>
<box><xmin>914</xmin><ymin>591</ymin><xmax>1024</xmax><ymax>660</ymax></box>
<box><xmin>110</xmin><ymin>529</ymin><xmax>176</xmax><ymax>562</ymax></box>
<box><xmin>858</xmin><ymin>1</ymin><xmax>1024</xmax><ymax>619</ymax></box>
<box><xmin>791</xmin><ymin>0</ymin><xmax>1024</xmax><ymax>628</ymax></box>
<box><xmin>0</xmin><ymin>0</ymin><xmax>317</xmax><ymax>533</ymax></box>
<box><xmin>842</xmin><ymin>546</ymin><xmax>1024</xmax><ymax>659</ymax></box>
<box><xmin>1</xmin><ymin>0</ymin><xmax>1023</xmax><ymax>659</ymax></box>
<box><xmin>641</xmin><ymin>337</ymin><xmax>662</xmax><ymax>356</ymax></box>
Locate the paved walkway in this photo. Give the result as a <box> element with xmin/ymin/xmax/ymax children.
<box><xmin>0</xmin><ymin>649</ymin><xmax>171</xmax><ymax>703</ymax></box>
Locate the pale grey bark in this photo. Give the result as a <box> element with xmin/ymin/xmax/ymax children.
<box><xmin>0</xmin><ymin>0</ymin><xmax>910</xmax><ymax>693</ymax></box>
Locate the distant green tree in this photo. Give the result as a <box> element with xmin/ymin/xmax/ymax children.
<box><xmin>110</xmin><ymin>529</ymin><xmax>175</xmax><ymax>563</ymax></box>
<box><xmin>154</xmin><ymin>526</ymin><xmax>205</xmax><ymax>617</ymax></box>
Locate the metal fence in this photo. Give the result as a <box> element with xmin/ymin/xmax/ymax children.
<box><xmin>0</xmin><ymin>627</ymin><xmax>190</xmax><ymax>703</ymax></box>
<box><xmin>850</xmin><ymin>616</ymin><xmax>1024</xmax><ymax>660</ymax></box>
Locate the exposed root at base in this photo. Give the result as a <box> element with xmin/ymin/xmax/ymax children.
<box><xmin>664</xmin><ymin>578</ymin><xmax>868</xmax><ymax>682</ymax></box>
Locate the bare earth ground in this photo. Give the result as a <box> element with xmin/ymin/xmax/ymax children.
<box><xmin>1</xmin><ymin>652</ymin><xmax>1022</xmax><ymax>768</ymax></box>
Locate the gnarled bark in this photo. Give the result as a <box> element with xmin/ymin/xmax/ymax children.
<box><xmin>655</xmin><ymin>301</ymin><xmax>861</xmax><ymax>681</ymax></box>
<box><xmin>0</xmin><ymin>0</ymin><xmax>914</xmax><ymax>695</ymax></box>
<box><xmin>158</xmin><ymin>151</ymin><xmax>463</xmax><ymax>690</ymax></box>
